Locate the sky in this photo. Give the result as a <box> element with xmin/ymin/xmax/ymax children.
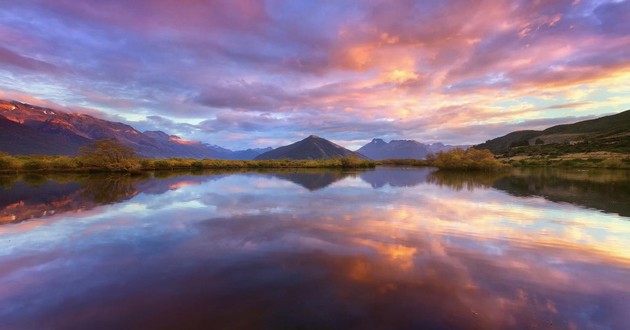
<box><xmin>0</xmin><ymin>0</ymin><xmax>629</xmax><ymax>149</ymax></box>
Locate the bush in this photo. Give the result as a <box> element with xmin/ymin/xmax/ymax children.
<box><xmin>191</xmin><ymin>161</ymin><xmax>204</xmax><ymax>169</ymax></box>
<box><xmin>153</xmin><ymin>160</ymin><xmax>172</xmax><ymax>170</ymax></box>
<box><xmin>50</xmin><ymin>157</ymin><xmax>77</xmax><ymax>170</ymax></box>
<box><xmin>79</xmin><ymin>139</ymin><xmax>139</xmax><ymax>171</ymax></box>
<box><xmin>429</xmin><ymin>148</ymin><xmax>507</xmax><ymax>170</ymax></box>
<box><xmin>0</xmin><ymin>156</ymin><xmax>18</xmax><ymax>171</ymax></box>
<box><xmin>22</xmin><ymin>159</ymin><xmax>45</xmax><ymax>171</ymax></box>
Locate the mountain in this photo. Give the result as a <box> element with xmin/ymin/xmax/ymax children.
<box><xmin>0</xmin><ymin>114</ymin><xmax>91</xmax><ymax>155</ymax></box>
<box><xmin>255</xmin><ymin>135</ymin><xmax>368</xmax><ymax>160</ymax></box>
<box><xmin>0</xmin><ymin>100</ymin><xmax>269</xmax><ymax>159</ymax></box>
<box><xmin>230</xmin><ymin>147</ymin><xmax>274</xmax><ymax>160</ymax></box>
<box><xmin>476</xmin><ymin>109</ymin><xmax>630</xmax><ymax>154</ymax></box>
<box><xmin>356</xmin><ymin>139</ymin><xmax>429</xmax><ymax>160</ymax></box>
<box><xmin>426</xmin><ymin>142</ymin><xmax>470</xmax><ymax>153</ymax></box>
<box><xmin>356</xmin><ymin>139</ymin><xmax>467</xmax><ymax>160</ymax></box>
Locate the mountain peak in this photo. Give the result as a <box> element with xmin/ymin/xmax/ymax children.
<box><xmin>256</xmin><ymin>135</ymin><xmax>368</xmax><ymax>160</ymax></box>
<box><xmin>371</xmin><ymin>138</ymin><xmax>386</xmax><ymax>144</ymax></box>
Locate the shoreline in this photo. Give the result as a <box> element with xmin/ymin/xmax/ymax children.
<box><xmin>2</xmin><ymin>153</ymin><xmax>630</xmax><ymax>174</ymax></box>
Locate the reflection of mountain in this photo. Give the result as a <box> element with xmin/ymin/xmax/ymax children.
<box><xmin>0</xmin><ymin>169</ymin><xmax>358</xmax><ymax>223</ymax></box>
<box><xmin>0</xmin><ymin>174</ymin><xmax>146</xmax><ymax>224</ymax></box>
<box><xmin>269</xmin><ymin>170</ymin><xmax>352</xmax><ymax>191</ymax></box>
<box><xmin>428</xmin><ymin>168</ymin><xmax>630</xmax><ymax>217</ymax></box>
<box><xmin>360</xmin><ymin>167</ymin><xmax>432</xmax><ymax>188</ymax></box>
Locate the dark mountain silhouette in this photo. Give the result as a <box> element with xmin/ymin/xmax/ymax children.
<box><xmin>476</xmin><ymin>109</ymin><xmax>630</xmax><ymax>154</ymax></box>
<box><xmin>0</xmin><ymin>100</ymin><xmax>270</xmax><ymax>159</ymax></box>
<box><xmin>356</xmin><ymin>138</ymin><xmax>466</xmax><ymax>160</ymax></box>
<box><xmin>255</xmin><ymin>135</ymin><xmax>368</xmax><ymax>160</ymax></box>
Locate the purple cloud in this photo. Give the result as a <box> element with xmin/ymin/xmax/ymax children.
<box><xmin>0</xmin><ymin>0</ymin><xmax>629</xmax><ymax>149</ymax></box>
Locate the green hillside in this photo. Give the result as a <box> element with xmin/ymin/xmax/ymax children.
<box><xmin>476</xmin><ymin>109</ymin><xmax>630</xmax><ymax>155</ymax></box>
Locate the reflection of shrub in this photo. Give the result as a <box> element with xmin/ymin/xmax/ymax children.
<box><xmin>600</xmin><ymin>158</ymin><xmax>624</xmax><ymax>169</ymax></box>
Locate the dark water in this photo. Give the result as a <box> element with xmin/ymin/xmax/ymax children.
<box><xmin>0</xmin><ymin>168</ymin><xmax>629</xmax><ymax>329</ymax></box>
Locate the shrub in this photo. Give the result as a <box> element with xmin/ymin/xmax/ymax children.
<box><xmin>429</xmin><ymin>148</ymin><xmax>507</xmax><ymax>170</ymax></box>
<box><xmin>79</xmin><ymin>139</ymin><xmax>138</xmax><ymax>171</ymax></box>
<box><xmin>153</xmin><ymin>160</ymin><xmax>172</xmax><ymax>170</ymax></box>
<box><xmin>0</xmin><ymin>156</ymin><xmax>18</xmax><ymax>171</ymax></box>
<box><xmin>50</xmin><ymin>157</ymin><xmax>77</xmax><ymax>170</ymax></box>
<box><xmin>22</xmin><ymin>159</ymin><xmax>45</xmax><ymax>171</ymax></box>
<box><xmin>191</xmin><ymin>160</ymin><xmax>204</xmax><ymax>169</ymax></box>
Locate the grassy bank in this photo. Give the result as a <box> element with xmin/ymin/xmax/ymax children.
<box><xmin>0</xmin><ymin>154</ymin><xmax>377</xmax><ymax>173</ymax></box>
<box><xmin>502</xmin><ymin>152</ymin><xmax>630</xmax><ymax>169</ymax></box>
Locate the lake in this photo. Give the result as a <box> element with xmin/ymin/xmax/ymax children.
<box><xmin>1</xmin><ymin>167</ymin><xmax>629</xmax><ymax>329</ymax></box>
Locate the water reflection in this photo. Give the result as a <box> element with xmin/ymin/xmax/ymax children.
<box><xmin>429</xmin><ymin>168</ymin><xmax>630</xmax><ymax>217</ymax></box>
<box><xmin>266</xmin><ymin>169</ymin><xmax>352</xmax><ymax>191</ymax></box>
<box><xmin>360</xmin><ymin>167</ymin><xmax>432</xmax><ymax>188</ymax></box>
<box><xmin>0</xmin><ymin>168</ymin><xmax>629</xmax><ymax>329</ymax></box>
<box><xmin>3</xmin><ymin>167</ymin><xmax>630</xmax><ymax>224</ymax></box>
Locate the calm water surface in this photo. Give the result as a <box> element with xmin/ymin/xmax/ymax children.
<box><xmin>0</xmin><ymin>168</ymin><xmax>629</xmax><ymax>329</ymax></box>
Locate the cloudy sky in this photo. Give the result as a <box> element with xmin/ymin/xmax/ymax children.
<box><xmin>1</xmin><ymin>0</ymin><xmax>629</xmax><ymax>149</ymax></box>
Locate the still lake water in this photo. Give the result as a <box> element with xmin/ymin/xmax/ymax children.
<box><xmin>1</xmin><ymin>167</ymin><xmax>629</xmax><ymax>329</ymax></box>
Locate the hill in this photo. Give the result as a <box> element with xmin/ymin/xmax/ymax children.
<box><xmin>255</xmin><ymin>135</ymin><xmax>368</xmax><ymax>160</ymax></box>
<box><xmin>476</xmin><ymin>110</ymin><xmax>630</xmax><ymax>154</ymax></box>
<box><xmin>0</xmin><ymin>100</ymin><xmax>269</xmax><ymax>159</ymax></box>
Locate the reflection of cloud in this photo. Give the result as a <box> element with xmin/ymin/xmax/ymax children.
<box><xmin>0</xmin><ymin>169</ymin><xmax>629</xmax><ymax>328</ymax></box>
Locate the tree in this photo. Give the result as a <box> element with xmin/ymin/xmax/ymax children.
<box><xmin>79</xmin><ymin>139</ymin><xmax>139</xmax><ymax>171</ymax></box>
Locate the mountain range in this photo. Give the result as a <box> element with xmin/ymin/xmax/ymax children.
<box><xmin>476</xmin><ymin>109</ymin><xmax>630</xmax><ymax>154</ymax></box>
<box><xmin>0</xmin><ymin>100</ymin><xmax>271</xmax><ymax>159</ymax></box>
<box><xmin>10</xmin><ymin>99</ymin><xmax>623</xmax><ymax>161</ymax></box>
<box><xmin>255</xmin><ymin>135</ymin><xmax>367</xmax><ymax>160</ymax></box>
<box><xmin>355</xmin><ymin>138</ymin><xmax>466</xmax><ymax>160</ymax></box>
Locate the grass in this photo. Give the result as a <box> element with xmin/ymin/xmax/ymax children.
<box><xmin>0</xmin><ymin>154</ymin><xmax>377</xmax><ymax>173</ymax></box>
<box><xmin>502</xmin><ymin>152</ymin><xmax>630</xmax><ymax>169</ymax></box>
